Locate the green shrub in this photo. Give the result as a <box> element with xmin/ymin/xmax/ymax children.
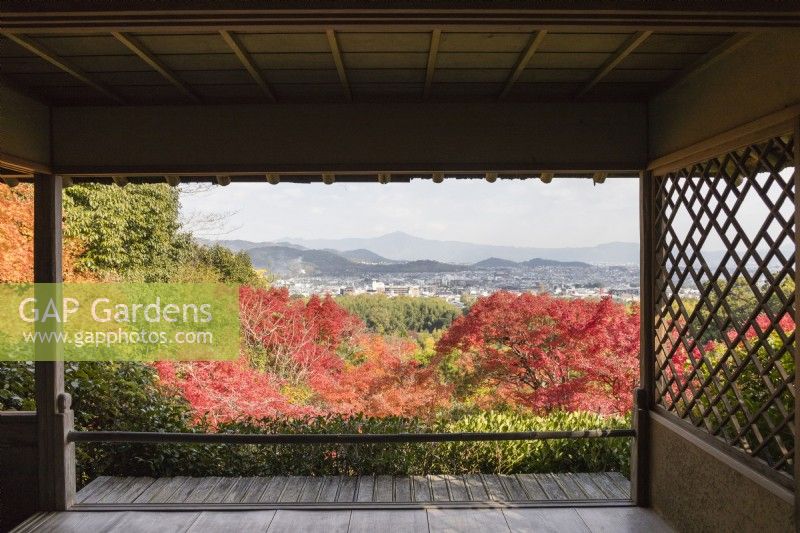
<box><xmin>76</xmin><ymin>411</ymin><xmax>631</xmax><ymax>483</ymax></box>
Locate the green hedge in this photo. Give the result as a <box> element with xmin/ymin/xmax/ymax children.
<box><xmin>76</xmin><ymin>411</ymin><xmax>631</xmax><ymax>485</ymax></box>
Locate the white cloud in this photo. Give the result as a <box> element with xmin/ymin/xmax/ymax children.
<box><xmin>180</xmin><ymin>178</ymin><xmax>641</xmax><ymax>247</ymax></box>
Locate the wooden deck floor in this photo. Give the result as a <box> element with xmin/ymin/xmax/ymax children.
<box><xmin>73</xmin><ymin>473</ymin><xmax>630</xmax><ymax>509</ymax></box>
<box><xmin>15</xmin><ymin>507</ymin><xmax>673</xmax><ymax>533</ymax></box>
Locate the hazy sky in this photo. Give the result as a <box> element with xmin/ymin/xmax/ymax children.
<box><xmin>179</xmin><ymin>177</ymin><xmax>640</xmax><ymax>248</ymax></box>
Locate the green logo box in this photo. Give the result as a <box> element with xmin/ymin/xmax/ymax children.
<box><xmin>0</xmin><ymin>283</ymin><xmax>239</xmax><ymax>361</ymax></box>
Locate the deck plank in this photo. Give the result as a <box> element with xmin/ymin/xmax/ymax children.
<box><xmin>75</xmin><ymin>476</ymin><xmax>112</xmax><ymax>503</ymax></box>
<box><xmin>73</xmin><ymin>473</ymin><xmax>629</xmax><ymax>507</ymax></box>
<box><xmin>444</xmin><ymin>475</ymin><xmax>469</xmax><ymax>501</ymax></box>
<box><xmin>96</xmin><ymin>477</ymin><xmax>136</xmax><ymax>503</ymax></box>
<box><xmin>355</xmin><ymin>475</ymin><xmax>375</xmax><ymax>502</ymax></box>
<box><xmin>26</xmin><ymin>511</ymin><xmax>125</xmax><ymax>532</ymax></box>
<box><xmin>591</xmin><ymin>473</ymin><xmax>627</xmax><ymax>499</ymax></box>
<box><xmin>481</xmin><ymin>474</ymin><xmax>509</xmax><ymax>502</ymax></box>
<box><xmin>430</xmin><ymin>475</ymin><xmax>450</xmax><ymax>501</ymax></box>
<box><xmin>572</xmin><ymin>473</ymin><xmax>608</xmax><ymax>500</ymax></box>
<box><xmin>254</xmin><ymin>476</ymin><xmax>288</xmax><ymax>503</ymax></box>
<box><xmin>133</xmin><ymin>476</ymin><xmax>189</xmax><ymax>503</ymax></box>
<box><xmin>279</xmin><ymin>476</ymin><xmax>307</xmax><ymax>503</ymax></box>
<box><xmin>605</xmin><ymin>472</ymin><xmax>631</xmax><ymax>498</ymax></box>
<box><xmin>393</xmin><ymin>476</ymin><xmax>412</xmax><ymax>502</ymax></box>
<box><xmin>298</xmin><ymin>476</ymin><xmax>325</xmax><ymax>502</ymax></box>
<box><xmin>463</xmin><ymin>474</ymin><xmax>489</xmax><ymax>501</ymax></box>
<box><xmin>553</xmin><ymin>473</ymin><xmax>588</xmax><ymax>500</ymax></box>
<box><xmin>503</xmin><ymin>508</ymin><xmax>591</xmax><ymax>533</ymax></box>
<box><xmin>165</xmin><ymin>477</ymin><xmax>206</xmax><ymax>503</ymax></box>
<box><xmin>110</xmin><ymin>477</ymin><xmax>156</xmax><ymax>504</ymax></box>
<box><xmin>412</xmin><ymin>475</ymin><xmax>431</xmax><ymax>502</ymax></box>
<box><xmin>576</xmin><ymin>507</ymin><xmax>674</xmax><ymax>532</ymax></box>
<box><xmin>498</xmin><ymin>474</ymin><xmax>528</xmax><ymax>501</ymax></box>
<box><xmin>222</xmin><ymin>477</ymin><xmax>258</xmax><ymax>503</ymax></box>
<box><xmin>267</xmin><ymin>510</ymin><xmax>350</xmax><ymax>533</ymax></box>
<box><xmin>515</xmin><ymin>474</ymin><xmax>547</xmax><ymax>500</ymax></box>
<box><xmin>428</xmin><ymin>508</ymin><xmax>511</xmax><ymax>533</ymax></box>
<box><xmin>240</xmin><ymin>477</ymin><xmax>271</xmax><ymax>503</ymax></box>
<box><xmin>318</xmin><ymin>476</ymin><xmax>342</xmax><ymax>502</ymax></box>
<box><xmin>336</xmin><ymin>476</ymin><xmax>357</xmax><ymax>502</ymax></box>
<box><xmin>184</xmin><ymin>477</ymin><xmax>223</xmax><ymax>503</ymax></box>
<box><xmin>263</xmin><ymin>476</ymin><xmax>296</xmax><ymax>503</ymax></box>
<box><xmin>205</xmin><ymin>476</ymin><xmax>240</xmax><ymax>503</ymax></box>
<box><xmin>187</xmin><ymin>511</ymin><xmax>276</xmax><ymax>532</ymax></box>
<box><xmin>349</xmin><ymin>510</ymin><xmax>428</xmax><ymax>532</ymax></box>
<box><xmin>534</xmin><ymin>474</ymin><xmax>568</xmax><ymax>500</ymax></box>
<box><xmin>374</xmin><ymin>475</ymin><xmax>394</xmax><ymax>502</ymax></box>
<box><xmin>114</xmin><ymin>511</ymin><xmax>202</xmax><ymax>532</ymax></box>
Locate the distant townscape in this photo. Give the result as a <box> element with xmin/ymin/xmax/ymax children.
<box><xmin>209</xmin><ymin>232</ymin><xmax>642</xmax><ymax>306</ymax></box>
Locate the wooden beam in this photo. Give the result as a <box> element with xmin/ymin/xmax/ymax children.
<box><xmin>111</xmin><ymin>31</ymin><xmax>200</xmax><ymax>104</ymax></box>
<box><xmin>326</xmin><ymin>29</ymin><xmax>351</xmax><ymax>102</ymax></box>
<box><xmin>51</xmin><ymin>102</ymin><xmax>648</xmax><ymax>174</ymax></box>
<box><xmin>576</xmin><ymin>30</ymin><xmax>652</xmax><ymax>98</ymax></box>
<box><xmin>660</xmin><ymin>33</ymin><xmax>757</xmax><ymax>93</ymax></box>
<box><xmin>220</xmin><ymin>30</ymin><xmax>276</xmax><ymax>102</ymax></box>
<box><xmin>33</xmin><ymin>173</ymin><xmax>75</xmax><ymax>511</ymax></box>
<box><xmin>3</xmin><ymin>6</ymin><xmax>798</xmax><ymax>34</ymax></box>
<box><xmin>1</xmin><ymin>33</ymin><xmax>123</xmax><ymax>104</ymax></box>
<box><xmin>499</xmin><ymin>30</ymin><xmax>547</xmax><ymax>100</ymax></box>
<box><xmin>423</xmin><ymin>29</ymin><xmax>441</xmax><ymax>101</ymax></box>
<box><xmin>647</xmin><ymin>103</ymin><xmax>800</xmax><ymax>175</ymax></box>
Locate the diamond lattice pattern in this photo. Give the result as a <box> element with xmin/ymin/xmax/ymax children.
<box><xmin>653</xmin><ymin>133</ymin><xmax>796</xmax><ymax>477</ymax></box>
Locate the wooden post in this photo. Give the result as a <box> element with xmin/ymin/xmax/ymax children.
<box><xmin>33</xmin><ymin>173</ymin><xmax>75</xmax><ymax>511</ymax></box>
<box><xmin>632</xmin><ymin>170</ymin><xmax>655</xmax><ymax>506</ymax></box>
<box><xmin>792</xmin><ymin>117</ymin><xmax>799</xmax><ymax>528</ymax></box>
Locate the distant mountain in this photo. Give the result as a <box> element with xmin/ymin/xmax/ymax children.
<box><xmin>246</xmin><ymin>246</ymin><xmax>361</xmax><ymax>276</ymax></box>
<box><xmin>279</xmin><ymin>232</ymin><xmax>639</xmax><ymax>265</ymax></box>
<box><xmin>472</xmin><ymin>257</ymin><xmax>520</xmax><ymax>269</ymax></box>
<box><xmin>520</xmin><ymin>258</ymin><xmax>591</xmax><ymax>268</ymax></box>
<box><xmin>245</xmin><ymin>245</ymin><xmax>464</xmax><ymax>276</ymax></box>
<box><xmin>335</xmin><ymin>249</ymin><xmax>399</xmax><ymax>264</ymax></box>
<box><xmin>201</xmin><ymin>239</ymin><xmax>307</xmax><ymax>252</ymax></box>
<box><xmin>239</xmin><ymin>244</ymin><xmax>595</xmax><ymax>277</ymax></box>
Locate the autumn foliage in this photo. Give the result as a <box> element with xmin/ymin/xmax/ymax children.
<box><xmin>0</xmin><ymin>184</ymin><xmax>86</xmax><ymax>282</ymax></box>
<box><xmin>312</xmin><ymin>334</ymin><xmax>452</xmax><ymax>417</ymax></box>
<box><xmin>154</xmin><ymin>288</ymin><xmax>641</xmax><ymax>424</ymax></box>
<box><xmin>156</xmin><ymin>287</ymin><xmax>454</xmax><ymax>424</ymax></box>
<box><xmin>436</xmin><ymin>292</ymin><xmax>639</xmax><ymax>415</ymax></box>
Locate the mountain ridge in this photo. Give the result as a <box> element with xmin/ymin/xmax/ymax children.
<box><xmin>238</xmin><ymin>244</ymin><xmax>599</xmax><ymax>277</ymax></box>
<box><xmin>209</xmin><ymin>232</ymin><xmax>639</xmax><ymax>265</ymax></box>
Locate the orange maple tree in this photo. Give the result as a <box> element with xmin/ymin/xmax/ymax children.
<box><xmin>0</xmin><ymin>184</ymin><xmax>87</xmax><ymax>282</ymax></box>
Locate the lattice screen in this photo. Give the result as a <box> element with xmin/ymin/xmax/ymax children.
<box><xmin>653</xmin><ymin>132</ymin><xmax>796</xmax><ymax>479</ymax></box>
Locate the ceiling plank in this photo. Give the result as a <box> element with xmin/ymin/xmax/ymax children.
<box><xmin>423</xmin><ymin>29</ymin><xmax>441</xmax><ymax>100</ymax></box>
<box><xmin>1</xmin><ymin>32</ymin><xmax>123</xmax><ymax>104</ymax></box>
<box><xmin>220</xmin><ymin>30</ymin><xmax>277</xmax><ymax>102</ymax></box>
<box><xmin>499</xmin><ymin>30</ymin><xmax>547</xmax><ymax>100</ymax></box>
<box><xmin>659</xmin><ymin>32</ymin><xmax>757</xmax><ymax>94</ymax></box>
<box><xmin>326</xmin><ymin>29</ymin><xmax>352</xmax><ymax>102</ymax></box>
<box><xmin>111</xmin><ymin>31</ymin><xmax>201</xmax><ymax>103</ymax></box>
<box><xmin>576</xmin><ymin>30</ymin><xmax>652</xmax><ymax>97</ymax></box>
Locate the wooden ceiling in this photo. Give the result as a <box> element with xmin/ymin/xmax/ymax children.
<box><xmin>1</xmin><ymin>29</ymin><xmax>752</xmax><ymax>105</ymax></box>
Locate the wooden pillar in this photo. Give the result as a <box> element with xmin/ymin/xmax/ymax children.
<box><xmin>632</xmin><ymin>170</ymin><xmax>655</xmax><ymax>506</ymax></box>
<box><xmin>33</xmin><ymin>173</ymin><xmax>75</xmax><ymax>511</ymax></box>
<box><xmin>793</xmin><ymin>117</ymin><xmax>800</xmax><ymax>528</ymax></box>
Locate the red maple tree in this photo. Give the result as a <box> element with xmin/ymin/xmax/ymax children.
<box><xmin>436</xmin><ymin>292</ymin><xmax>640</xmax><ymax>415</ymax></box>
<box><xmin>312</xmin><ymin>334</ymin><xmax>451</xmax><ymax>418</ymax></box>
